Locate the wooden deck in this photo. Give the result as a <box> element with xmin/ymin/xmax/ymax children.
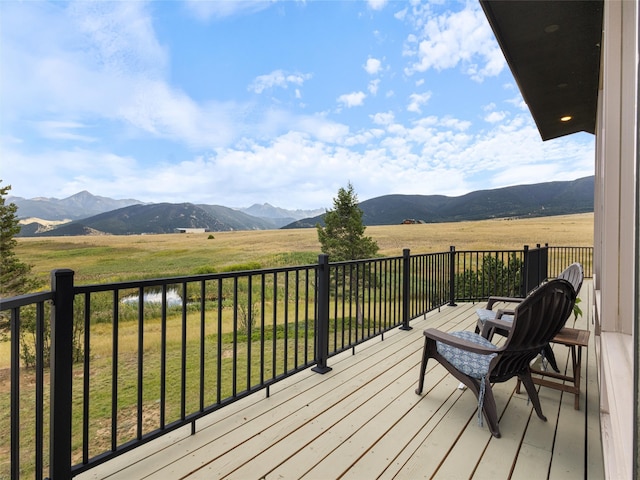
<box><xmin>78</xmin><ymin>282</ymin><xmax>603</xmax><ymax>480</ymax></box>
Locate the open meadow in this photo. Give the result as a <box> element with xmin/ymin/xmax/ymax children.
<box><xmin>16</xmin><ymin>213</ymin><xmax>594</xmax><ymax>285</ymax></box>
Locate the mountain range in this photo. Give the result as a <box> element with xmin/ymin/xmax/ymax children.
<box><xmin>286</xmin><ymin>175</ymin><xmax>595</xmax><ymax>228</ymax></box>
<box><xmin>12</xmin><ymin>176</ymin><xmax>594</xmax><ymax>237</ymax></box>
<box><xmin>11</xmin><ymin>192</ymin><xmax>324</xmax><ymax>236</ymax></box>
<box><xmin>9</xmin><ymin>190</ymin><xmax>142</xmax><ymax>221</ymax></box>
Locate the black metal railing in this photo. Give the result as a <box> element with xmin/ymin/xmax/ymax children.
<box><xmin>3</xmin><ymin>290</ymin><xmax>53</xmax><ymax>480</ymax></box>
<box><xmin>407</xmin><ymin>250</ymin><xmax>451</xmax><ymax>319</ymax></box>
<box><xmin>0</xmin><ymin>244</ymin><xmax>592</xmax><ymax>479</ymax></box>
<box><xmin>71</xmin><ymin>264</ymin><xmax>320</xmax><ymax>477</ymax></box>
<box><xmin>548</xmin><ymin>246</ymin><xmax>593</xmax><ymax>278</ymax></box>
<box><xmin>451</xmin><ymin>247</ymin><xmax>527</xmax><ymax>301</ymax></box>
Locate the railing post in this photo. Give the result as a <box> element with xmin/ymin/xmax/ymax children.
<box><xmin>522</xmin><ymin>245</ymin><xmax>529</xmax><ymax>297</ymax></box>
<box><xmin>541</xmin><ymin>243</ymin><xmax>549</xmax><ymax>281</ymax></box>
<box><xmin>399</xmin><ymin>249</ymin><xmax>412</xmax><ymax>330</ymax></box>
<box><xmin>50</xmin><ymin>269</ymin><xmax>75</xmax><ymax>480</ymax></box>
<box><xmin>448</xmin><ymin>246</ymin><xmax>457</xmax><ymax>306</ymax></box>
<box><xmin>537</xmin><ymin>243</ymin><xmax>541</xmax><ymax>284</ymax></box>
<box><xmin>312</xmin><ymin>255</ymin><xmax>332</xmax><ymax>373</ymax></box>
<box><xmin>10</xmin><ymin>308</ymin><xmax>20</xmax><ymax>480</ymax></box>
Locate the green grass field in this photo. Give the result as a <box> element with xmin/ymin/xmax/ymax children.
<box><xmin>16</xmin><ymin>213</ymin><xmax>594</xmax><ymax>285</ymax></box>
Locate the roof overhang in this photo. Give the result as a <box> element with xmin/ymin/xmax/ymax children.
<box><xmin>480</xmin><ymin>1</ymin><xmax>603</xmax><ymax>141</ymax></box>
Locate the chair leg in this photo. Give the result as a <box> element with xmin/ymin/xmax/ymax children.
<box><xmin>415</xmin><ymin>337</ymin><xmax>431</xmax><ymax>394</ymax></box>
<box><xmin>480</xmin><ymin>378</ymin><xmax>501</xmax><ymax>438</ymax></box>
<box><xmin>519</xmin><ymin>372</ymin><xmax>547</xmax><ymax>422</ymax></box>
<box><xmin>541</xmin><ymin>343</ymin><xmax>560</xmax><ymax>373</ymax></box>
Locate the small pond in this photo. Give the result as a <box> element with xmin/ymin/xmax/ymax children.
<box><xmin>121</xmin><ymin>289</ymin><xmax>183</xmax><ymax>307</ymax></box>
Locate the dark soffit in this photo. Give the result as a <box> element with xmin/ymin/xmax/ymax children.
<box><xmin>480</xmin><ymin>1</ymin><xmax>603</xmax><ymax>141</ymax></box>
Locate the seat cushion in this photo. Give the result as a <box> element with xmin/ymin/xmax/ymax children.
<box><xmin>436</xmin><ymin>331</ymin><xmax>498</xmax><ymax>379</ymax></box>
<box><xmin>476</xmin><ymin>308</ymin><xmax>514</xmax><ymax>324</ymax></box>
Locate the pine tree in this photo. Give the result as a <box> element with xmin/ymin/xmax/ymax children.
<box><xmin>0</xmin><ymin>181</ymin><xmax>42</xmax><ymax>297</ymax></box>
<box><xmin>316</xmin><ymin>182</ymin><xmax>379</xmax><ymax>261</ymax></box>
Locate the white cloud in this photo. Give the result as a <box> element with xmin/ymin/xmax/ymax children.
<box><xmin>1</xmin><ymin>1</ymin><xmax>240</xmax><ymax>149</ymax></box>
<box><xmin>296</xmin><ymin>116</ymin><xmax>350</xmax><ymax>143</ymax></box>
<box><xmin>69</xmin><ymin>2</ymin><xmax>167</xmax><ymax>77</ymax></box>
<box><xmin>367</xmin><ymin>0</ymin><xmax>388</xmax><ymax>11</ymax></box>
<box><xmin>440</xmin><ymin>116</ymin><xmax>471</xmax><ymax>131</ymax></box>
<box><xmin>364</xmin><ymin>57</ymin><xmax>382</xmax><ymax>75</ymax></box>
<box><xmin>33</xmin><ymin>121</ymin><xmax>97</xmax><ymax>142</ymax></box>
<box><xmin>484</xmin><ymin>111</ymin><xmax>507</xmax><ymax>123</ymax></box>
<box><xmin>3</xmin><ymin>145</ymin><xmax>139</xmax><ymax>200</ymax></box>
<box><xmin>117</xmin><ymin>80</ymin><xmax>240</xmax><ymax>147</ymax></box>
<box><xmin>371</xmin><ymin>111</ymin><xmax>395</xmax><ymax>125</ymax></box>
<box><xmin>448</xmin><ymin>120</ymin><xmax>594</xmax><ymax>188</ymax></box>
<box><xmin>249</xmin><ymin>70</ymin><xmax>312</xmax><ymax>94</ymax></box>
<box><xmin>403</xmin><ymin>3</ymin><xmax>505</xmax><ymax>82</ymax></box>
<box><xmin>3</xmin><ymin>111</ymin><xmax>595</xmax><ymax>210</ymax></box>
<box><xmin>507</xmin><ymin>94</ymin><xmax>528</xmax><ymax>111</ymax></box>
<box><xmin>0</xmin><ymin>4</ymin><xmax>326</xmax><ymax>153</ymax></box>
<box><xmin>394</xmin><ymin>7</ymin><xmax>408</xmax><ymax>21</ymax></box>
<box><xmin>1</xmin><ymin>2</ymin><xmax>166</xmax><ymax>117</ymax></box>
<box><xmin>407</xmin><ymin>91</ymin><xmax>432</xmax><ymax>113</ymax></box>
<box><xmin>368</xmin><ymin>79</ymin><xmax>381</xmax><ymax>95</ymax></box>
<box><xmin>337</xmin><ymin>92</ymin><xmax>367</xmax><ymax>108</ymax></box>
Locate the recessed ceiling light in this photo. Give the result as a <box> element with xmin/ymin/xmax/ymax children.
<box><xmin>545</xmin><ymin>24</ymin><xmax>559</xmax><ymax>33</ymax></box>
<box><xmin>560</xmin><ymin>116</ymin><xmax>572</xmax><ymax>122</ymax></box>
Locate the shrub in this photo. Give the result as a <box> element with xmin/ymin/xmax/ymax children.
<box><xmin>220</xmin><ymin>262</ymin><xmax>262</xmax><ymax>272</ymax></box>
<box><xmin>455</xmin><ymin>253</ymin><xmax>523</xmax><ymax>300</ymax></box>
<box><xmin>18</xmin><ymin>301</ymin><xmax>84</xmax><ymax>368</ymax></box>
<box><xmin>192</xmin><ymin>265</ymin><xmax>217</xmax><ymax>275</ymax></box>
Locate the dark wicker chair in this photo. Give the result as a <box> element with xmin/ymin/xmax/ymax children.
<box><xmin>475</xmin><ymin>262</ymin><xmax>584</xmax><ymax>372</ymax></box>
<box><xmin>415</xmin><ymin>279</ymin><xmax>577</xmax><ymax>438</ymax></box>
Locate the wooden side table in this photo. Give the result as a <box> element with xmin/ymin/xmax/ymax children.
<box><xmin>517</xmin><ymin>327</ymin><xmax>590</xmax><ymax>410</ymax></box>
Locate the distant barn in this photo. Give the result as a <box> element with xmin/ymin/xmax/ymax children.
<box><xmin>175</xmin><ymin>228</ymin><xmax>207</xmax><ymax>234</ymax></box>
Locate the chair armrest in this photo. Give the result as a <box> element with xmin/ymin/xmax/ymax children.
<box><xmin>423</xmin><ymin>328</ymin><xmax>502</xmax><ymax>355</ymax></box>
<box><xmin>479</xmin><ymin>314</ymin><xmax>514</xmax><ymax>339</ymax></box>
<box><xmin>486</xmin><ymin>296</ymin><xmax>524</xmax><ymax>310</ymax></box>
<box><xmin>482</xmin><ymin>316</ymin><xmax>513</xmax><ymax>332</ymax></box>
<box><xmin>495</xmin><ymin>309</ymin><xmax>515</xmax><ymax>318</ymax></box>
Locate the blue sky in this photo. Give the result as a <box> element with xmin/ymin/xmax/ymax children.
<box><xmin>1</xmin><ymin>0</ymin><xmax>595</xmax><ymax>210</ymax></box>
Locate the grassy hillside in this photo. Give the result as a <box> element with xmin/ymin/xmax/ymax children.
<box><xmin>16</xmin><ymin>213</ymin><xmax>594</xmax><ymax>285</ymax></box>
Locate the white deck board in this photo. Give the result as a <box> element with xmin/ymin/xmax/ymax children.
<box><xmin>76</xmin><ymin>284</ymin><xmax>603</xmax><ymax>480</ymax></box>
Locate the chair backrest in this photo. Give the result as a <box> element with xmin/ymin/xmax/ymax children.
<box><xmin>557</xmin><ymin>262</ymin><xmax>583</xmax><ymax>295</ymax></box>
<box><xmin>490</xmin><ymin>279</ymin><xmax>576</xmax><ymax>381</ymax></box>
